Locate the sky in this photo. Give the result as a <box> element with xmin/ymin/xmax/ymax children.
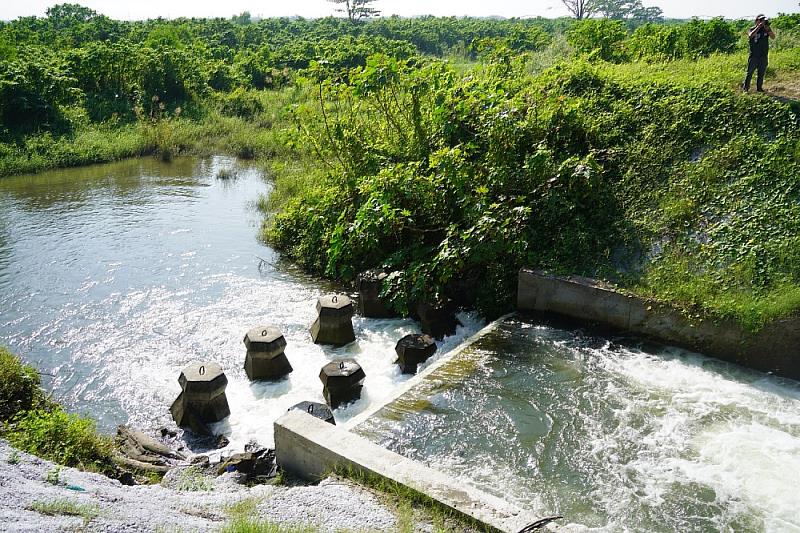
<box><xmin>1</xmin><ymin>0</ymin><xmax>797</xmax><ymax>22</ymax></box>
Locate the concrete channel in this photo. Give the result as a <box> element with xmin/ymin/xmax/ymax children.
<box><xmin>274</xmin><ymin>316</ymin><xmax>555</xmax><ymax>533</ymax></box>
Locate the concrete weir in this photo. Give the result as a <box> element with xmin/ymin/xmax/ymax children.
<box><xmin>517</xmin><ymin>268</ymin><xmax>800</xmax><ymax>380</ymax></box>
<box><xmin>275</xmin><ymin>410</ymin><xmax>544</xmax><ymax>533</ymax></box>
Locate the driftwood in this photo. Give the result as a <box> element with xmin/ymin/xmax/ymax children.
<box><xmin>112</xmin><ymin>453</ymin><xmax>170</xmax><ymax>474</ymax></box>
<box><xmin>114</xmin><ymin>425</ymin><xmax>186</xmax><ymax>473</ymax></box>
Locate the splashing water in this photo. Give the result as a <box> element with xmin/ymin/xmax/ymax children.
<box><xmin>0</xmin><ymin>156</ymin><xmax>483</xmax><ymax>451</ymax></box>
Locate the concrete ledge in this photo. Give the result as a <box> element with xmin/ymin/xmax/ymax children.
<box><xmin>275</xmin><ymin>410</ymin><xmax>543</xmax><ymax>533</ymax></box>
<box><xmin>518</xmin><ymin>268</ymin><xmax>800</xmax><ymax>381</ymax></box>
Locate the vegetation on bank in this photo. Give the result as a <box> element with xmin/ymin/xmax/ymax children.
<box><xmin>0</xmin><ymin>347</ymin><xmax>115</xmax><ymax>474</ymax></box>
<box><xmin>3</xmin><ymin>5</ymin><xmax>800</xmax><ymax>330</ymax></box>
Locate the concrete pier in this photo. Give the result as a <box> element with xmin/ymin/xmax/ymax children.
<box><xmin>395</xmin><ymin>334</ymin><xmax>437</xmax><ymax>374</ymax></box>
<box><xmin>169</xmin><ymin>362</ymin><xmax>230</xmax><ymax>435</ymax></box>
<box><xmin>357</xmin><ymin>270</ymin><xmax>396</xmax><ymax>318</ymax></box>
<box><xmin>311</xmin><ymin>294</ymin><xmax>356</xmax><ymax>346</ymax></box>
<box><xmin>243</xmin><ymin>326</ymin><xmax>293</xmax><ymax>380</ymax></box>
<box><xmin>319</xmin><ymin>359</ymin><xmax>365</xmax><ymax>409</ymax></box>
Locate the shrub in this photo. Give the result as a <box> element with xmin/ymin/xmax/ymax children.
<box><xmin>567</xmin><ymin>19</ymin><xmax>628</xmax><ymax>62</ymax></box>
<box><xmin>0</xmin><ymin>347</ymin><xmax>45</xmax><ymax>421</ymax></box>
<box><xmin>5</xmin><ymin>408</ymin><xmax>114</xmax><ymax>473</ymax></box>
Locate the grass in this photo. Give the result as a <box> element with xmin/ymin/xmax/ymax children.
<box><xmin>29</xmin><ymin>498</ymin><xmax>100</xmax><ymax>524</ymax></box>
<box><xmin>222</xmin><ymin>497</ymin><xmax>317</xmax><ymax>533</ymax></box>
<box><xmin>331</xmin><ymin>465</ymin><xmax>492</xmax><ymax>533</ymax></box>
<box><xmin>220</xmin><ymin>519</ymin><xmax>317</xmax><ymax>533</ymax></box>
<box><xmin>170</xmin><ymin>466</ymin><xmax>214</xmax><ymax>492</ymax></box>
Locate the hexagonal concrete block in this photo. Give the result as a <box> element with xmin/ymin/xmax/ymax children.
<box><xmin>243</xmin><ymin>326</ymin><xmax>287</xmax><ymax>357</ymax></box>
<box><xmin>290</xmin><ymin>401</ymin><xmax>335</xmax><ymax>425</ymax></box>
<box><xmin>395</xmin><ymin>334</ymin><xmax>437</xmax><ymax>374</ymax></box>
<box><xmin>245</xmin><ymin>351</ymin><xmax>293</xmax><ymax>381</ymax></box>
<box><xmin>316</xmin><ymin>294</ymin><xmax>354</xmax><ymax>317</ymax></box>
<box><xmin>415</xmin><ymin>301</ymin><xmax>461</xmax><ymax>340</ymax></box>
<box><xmin>357</xmin><ymin>270</ymin><xmax>397</xmax><ymax>318</ymax></box>
<box><xmin>178</xmin><ymin>362</ymin><xmax>228</xmax><ymax>401</ymax></box>
<box><xmin>170</xmin><ymin>391</ymin><xmax>230</xmax><ymax>435</ymax></box>
<box><xmin>319</xmin><ymin>359</ymin><xmax>365</xmax><ymax>391</ymax></box>
<box><xmin>311</xmin><ymin>295</ymin><xmax>356</xmax><ymax>346</ymax></box>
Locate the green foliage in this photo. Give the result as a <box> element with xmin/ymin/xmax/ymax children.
<box><xmin>567</xmin><ymin>19</ymin><xmax>628</xmax><ymax>61</ymax></box>
<box><xmin>267</xmin><ymin>49</ymin><xmax>800</xmax><ymax>326</ymax></box>
<box><xmin>6</xmin><ymin>408</ymin><xmax>114</xmax><ymax>474</ymax></box>
<box><xmin>0</xmin><ymin>347</ymin><xmax>46</xmax><ymax>421</ymax></box>
<box><xmin>46</xmin><ymin>465</ymin><xmax>62</xmax><ymax>485</ymax></box>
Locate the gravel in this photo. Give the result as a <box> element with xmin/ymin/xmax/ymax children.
<box><xmin>0</xmin><ymin>439</ymin><xmax>401</xmax><ymax>532</ymax></box>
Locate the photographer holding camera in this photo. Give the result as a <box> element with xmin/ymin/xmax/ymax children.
<box><xmin>743</xmin><ymin>14</ymin><xmax>776</xmax><ymax>93</ymax></box>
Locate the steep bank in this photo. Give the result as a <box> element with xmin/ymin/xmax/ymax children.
<box><xmin>0</xmin><ymin>439</ymin><xmax>406</xmax><ymax>532</ymax></box>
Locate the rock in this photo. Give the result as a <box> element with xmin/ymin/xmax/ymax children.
<box><xmin>114</xmin><ymin>425</ymin><xmax>186</xmax><ymax>474</ymax></box>
<box><xmin>169</xmin><ymin>362</ymin><xmax>231</xmax><ymax>436</ymax></box>
<box><xmin>415</xmin><ymin>300</ymin><xmax>461</xmax><ymax>340</ymax></box>
<box><xmin>243</xmin><ymin>326</ymin><xmax>293</xmax><ymax>380</ymax></box>
<box><xmin>214</xmin><ymin>435</ymin><xmax>230</xmax><ymax>449</ymax></box>
<box><xmin>395</xmin><ymin>334</ymin><xmax>437</xmax><ymax>374</ymax></box>
<box><xmin>357</xmin><ymin>270</ymin><xmax>397</xmax><ymax>318</ymax></box>
<box><xmin>117</xmin><ymin>471</ymin><xmax>136</xmax><ymax>486</ymax></box>
<box><xmin>319</xmin><ymin>359</ymin><xmax>365</xmax><ymax>409</ymax></box>
<box><xmin>311</xmin><ymin>294</ymin><xmax>356</xmax><ymax>346</ymax></box>
<box><xmin>290</xmin><ymin>401</ymin><xmax>336</xmax><ymax>425</ymax></box>
<box><xmin>216</xmin><ymin>448</ymin><xmax>277</xmax><ymax>480</ymax></box>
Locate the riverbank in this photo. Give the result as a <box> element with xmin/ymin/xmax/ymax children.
<box><xmin>0</xmin><ymin>438</ymin><xmax>448</xmax><ymax>533</ymax></box>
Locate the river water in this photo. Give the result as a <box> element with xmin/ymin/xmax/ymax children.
<box><xmin>0</xmin><ymin>156</ymin><xmax>481</xmax><ymax>449</ymax></box>
<box><xmin>356</xmin><ymin>316</ymin><xmax>800</xmax><ymax>532</ymax></box>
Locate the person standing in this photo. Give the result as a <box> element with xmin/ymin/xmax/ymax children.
<box><xmin>743</xmin><ymin>15</ymin><xmax>776</xmax><ymax>93</ymax></box>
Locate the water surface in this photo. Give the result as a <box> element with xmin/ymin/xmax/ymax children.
<box><xmin>356</xmin><ymin>316</ymin><xmax>800</xmax><ymax>532</ymax></box>
<box><xmin>0</xmin><ymin>156</ymin><xmax>480</xmax><ymax>448</ymax></box>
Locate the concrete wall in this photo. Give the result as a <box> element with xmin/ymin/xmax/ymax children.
<box><xmin>518</xmin><ymin>269</ymin><xmax>800</xmax><ymax>381</ymax></box>
<box><xmin>275</xmin><ymin>410</ymin><xmax>547</xmax><ymax>533</ymax></box>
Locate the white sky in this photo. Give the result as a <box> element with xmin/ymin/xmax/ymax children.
<box><xmin>1</xmin><ymin>0</ymin><xmax>797</xmax><ymax>22</ymax></box>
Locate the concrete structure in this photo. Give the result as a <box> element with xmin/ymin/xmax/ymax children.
<box><xmin>311</xmin><ymin>294</ymin><xmax>356</xmax><ymax>346</ymax></box>
<box><xmin>415</xmin><ymin>301</ymin><xmax>460</xmax><ymax>340</ymax></box>
<box><xmin>275</xmin><ymin>410</ymin><xmax>546</xmax><ymax>533</ymax></box>
<box><xmin>518</xmin><ymin>268</ymin><xmax>800</xmax><ymax>380</ymax></box>
<box><xmin>290</xmin><ymin>401</ymin><xmax>336</xmax><ymax>425</ymax></box>
<box><xmin>243</xmin><ymin>326</ymin><xmax>293</xmax><ymax>380</ymax></box>
<box><xmin>169</xmin><ymin>362</ymin><xmax>230</xmax><ymax>435</ymax></box>
<box><xmin>319</xmin><ymin>359</ymin><xmax>365</xmax><ymax>409</ymax></box>
<box><xmin>395</xmin><ymin>334</ymin><xmax>437</xmax><ymax>374</ymax></box>
<box><xmin>357</xmin><ymin>270</ymin><xmax>396</xmax><ymax>318</ymax></box>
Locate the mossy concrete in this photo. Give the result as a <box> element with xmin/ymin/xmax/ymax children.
<box><xmin>274</xmin><ymin>410</ymin><xmax>545</xmax><ymax>533</ymax></box>
<box><xmin>517</xmin><ymin>269</ymin><xmax>800</xmax><ymax>381</ymax></box>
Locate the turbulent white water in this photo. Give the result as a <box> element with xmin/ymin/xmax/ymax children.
<box><xmin>357</xmin><ymin>319</ymin><xmax>800</xmax><ymax>532</ymax></box>
<box><xmin>0</xmin><ymin>156</ymin><xmax>483</xmax><ymax>452</ymax></box>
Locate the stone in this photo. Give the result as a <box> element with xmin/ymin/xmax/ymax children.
<box><xmin>319</xmin><ymin>359</ymin><xmax>365</xmax><ymax>409</ymax></box>
<box><xmin>311</xmin><ymin>294</ymin><xmax>356</xmax><ymax>346</ymax></box>
<box><xmin>170</xmin><ymin>362</ymin><xmax>230</xmax><ymax>436</ymax></box>
<box><xmin>395</xmin><ymin>334</ymin><xmax>437</xmax><ymax>374</ymax></box>
<box><xmin>217</xmin><ymin>448</ymin><xmax>277</xmax><ymax>480</ymax></box>
<box><xmin>357</xmin><ymin>270</ymin><xmax>397</xmax><ymax>318</ymax></box>
<box><xmin>290</xmin><ymin>401</ymin><xmax>336</xmax><ymax>425</ymax></box>
<box><xmin>415</xmin><ymin>300</ymin><xmax>461</xmax><ymax>340</ymax></box>
<box><xmin>243</xmin><ymin>326</ymin><xmax>293</xmax><ymax>380</ymax></box>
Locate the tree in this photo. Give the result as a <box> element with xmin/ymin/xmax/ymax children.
<box><xmin>561</xmin><ymin>0</ymin><xmax>596</xmax><ymax>20</ymax></box>
<box><xmin>328</xmin><ymin>0</ymin><xmax>380</xmax><ymax>22</ymax></box>
<box><xmin>593</xmin><ymin>0</ymin><xmax>663</xmax><ymax>23</ymax></box>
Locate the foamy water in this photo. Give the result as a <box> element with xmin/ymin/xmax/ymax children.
<box><xmin>0</xmin><ymin>156</ymin><xmax>483</xmax><ymax>451</ymax></box>
<box><xmin>357</xmin><ymin>318</ymin><xmax>800</xmax><ymax>532</ymax></box>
